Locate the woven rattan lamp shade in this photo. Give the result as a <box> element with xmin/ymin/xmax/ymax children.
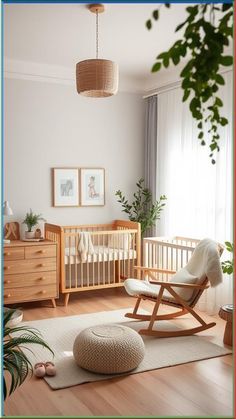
<box><xmin>76</xmin><ymin>59</ymin><xmax>118</xmax><ymax>97</ymax></box>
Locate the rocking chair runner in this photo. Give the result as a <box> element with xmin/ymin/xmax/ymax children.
<box><xmin>124</xmin><ymin>238</ymin><xmax>224</xmax><ymax>337</ymax></box>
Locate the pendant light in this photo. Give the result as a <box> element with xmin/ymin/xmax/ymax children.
<box><xmin>76</xmin><ymin>4</ymin><xmax>119</xmax><ymax>98</ymax></box>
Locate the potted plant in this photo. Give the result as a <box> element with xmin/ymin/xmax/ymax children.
<box><xmin>115</xmin><ymin>178</ymin><xmax>167</xmax><ymax>237</ymax></box>
<box><xmin>4</xmin><ymin>308</ymin><xmax>53</xmax><ymax>400</ymax></box>
<box><xmin>22</xmin><ymin>209</ymin><xmax>46</xmax><ymax>239</ymax></box>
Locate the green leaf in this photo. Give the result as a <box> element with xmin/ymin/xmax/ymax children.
<box><xmin>180</xmin><ymin>59</ymin><xmax>194</xmax><ymax>78</ymax></box>
<box><xmin>186</xmin><ymin>6</ymin><xmax>198</xmax><ymax>17</ymax></box>
<box><xmin>165</xmin><ymin>3</ymin><xmax>170</xmax><ymax>8</ymax></box>
<box><xmin>182</xmin><ymin>78</ymin><xmax>192</xmax><ymax>89</ymax></box>
<box><xmin>152</xmin><ymin>62</ymin><xmax>161</xmax><ymax>73</ymax></box>
<box><xmin>220</xmin><ymin>55</ymin><xmax>233</xmax><ymax>66</ymax></box>
<box><xmin>225</xmin><ymin>241</ymin><xmax>233</xmax><ymax>252</ymax></box>
<box><xmin>210</xmin><ymin>143</ymin><xmax>217</xmax><ymax>151</ymax></box>
<box><xmin>198</xmin><ymin>121</ymin><xmax>203</xmax><ymax>129</ymax></box>
<box><xmin>163</xmin><ymin>56</ymin><xmax>170</xmax><ymax>68</ymax></box>
<box><xmin>215</xmin><ymin>74</ymin><xmax>225</xmax><ymax>85</ymax></box>
<box><xmin>182</xmin><ymin>89</ymin><xmax>190</xmax><ymax>102</ymax></box>
<box><xmin>157</xmin><ymin>52</ymin><xmax>168</xmax><ymax>60</ymax></box>
<box><xmin>146</xmin><ymin>20</ymin><xmax>152</xmax><ymax>30</ymax></box>
<box><xmin>222</xmin><ymin>4</ymin><xmax>233</xmax><ymax>12</ymax></box>
<box><xmin>175</xmin><ymin>21</ymin><xmax>187</xmax><ymax>32</ymax></box>
<box><xmin>220</xmin><ymin>117</ymin><xmax>228</xmax><ymax>126</ymax></box>
<box><xmin>152</xmin><ymin>10</ymin><xmax>159</xmax><ymax>20</ymax></box>
<box><xmin>172</xmin><ymin>55</ymin><xmax>180</xmax><ymax>65</ymax></box>
<box><xmin>198</xmin><ymin>131</ymin><xmax>204</xmax><ymax>139</ymax></box>
<box><xmin>215</xmin><ymin>97</ymin><xmax>223</xmax><ymax>107</ymax></box>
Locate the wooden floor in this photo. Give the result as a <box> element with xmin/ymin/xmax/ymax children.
<box><xmin>4</xmin><ymin>288</ymin><xmax>233</xmax><ymax>418</ymax></box>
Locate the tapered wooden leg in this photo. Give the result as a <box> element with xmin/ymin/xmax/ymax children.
<box><xmin>224</xmin><ymin>320</ymin><xmax>232</xmax><ymax>346</ymax></box>
<box><xmin>133</xmin><ymin>297</ymin><xmax>141</xmax><ymax>314</ymax></box>
<box><xmin>64</xmin><ymin>293</ymin><xmax>70</xmax><ymax>307</ymax></box>
<box><xmin>148</xmin><ymin>286</ymin><xmax>164</xmax><ymax>331</ymax></box>
<box><xmin>125</xmin><ymin>297</ymin><xmax>142</xmax><ymax>319</ymax></box>
<box><xmin>51</xmin><ymin>298</ymin><xmax>56</xmax><ymax>308</ymax></box>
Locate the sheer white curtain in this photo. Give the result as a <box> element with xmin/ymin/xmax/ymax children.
<box><xmin>156</xmin><ymin>71</ymin><xmax>233</xmax><ymax>314</ymax></box>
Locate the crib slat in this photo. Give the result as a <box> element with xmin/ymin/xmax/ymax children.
<box><xmin>107</xmin><ymin>236</ymin><xmax>110</xmax><ymax>285</ymax></box>
<box><xmin>75</xmin><ymin>235</ymin><xmax>78</xmax><ymax>289</ymax></box>
<box><xmin>69</xmin><ymin>236</ymin><xmax>72</xmax><ymax>290</ymax></box>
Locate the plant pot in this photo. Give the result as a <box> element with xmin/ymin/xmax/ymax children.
<box><xmin>25</xmin><ymin>231</ymin><xmax>35</xmax><ymax>239</ymax></box>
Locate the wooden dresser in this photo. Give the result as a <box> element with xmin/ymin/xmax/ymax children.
<box><xmin>4</xmin><ymin>240</ymin><xmax>58</xmax><ymax>307</ymax></box>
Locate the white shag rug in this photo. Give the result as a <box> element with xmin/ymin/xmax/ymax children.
<box><xmin>19</xmin><ymin>308</ymin><xmax>231</xmax><ymax>390</ymax></box>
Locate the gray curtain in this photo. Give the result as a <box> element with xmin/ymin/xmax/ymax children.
<box><xmin>144</xmin><ymin>95</ymin><xmax>158</xmax><ymax>237</ymax></box>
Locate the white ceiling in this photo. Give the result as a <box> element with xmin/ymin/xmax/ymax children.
<box><xmin>3</xmin><ymin>3</ymin><xmax>231</xmax><ymax>93</ymax></box>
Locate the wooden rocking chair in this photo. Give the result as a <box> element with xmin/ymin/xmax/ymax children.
<box><xmin>124</xmin><ymin>238</ymin><xmax>223</xmax><ymax>338</ymax></box>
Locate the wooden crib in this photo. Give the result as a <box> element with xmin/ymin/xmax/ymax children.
<box><xmin>143</xmin><ymin>236</ymin><xmax>200</xmax><ymax>280</ymax></box>
<box><xmin>45</xmin><ymin>220</ymin><xmax>141</xmax><ymax>305</ymax></box>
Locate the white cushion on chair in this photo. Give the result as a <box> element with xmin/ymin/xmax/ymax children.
<box><xmin>124</xmin><ymin>278</ymin><xmax>161</xmax><ymax>298</ymax></box>
<box><xmin>124</xmin><ymin>268</ymin><xmax>199</xmax><ymax>303</ymax></box>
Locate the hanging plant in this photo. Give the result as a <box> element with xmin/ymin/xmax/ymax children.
<box><xmin>146</xmin><ymin>3</ymin><xmax>233</xmax><ymax>164</ymax></box>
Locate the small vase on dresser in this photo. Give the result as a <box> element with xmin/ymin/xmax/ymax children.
<box><xmin>25</xmin><ymin>231</ymin><xmax>36</xmax><ymax>239</ymax></box>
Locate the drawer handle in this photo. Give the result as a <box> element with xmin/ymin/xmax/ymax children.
<box><xmin>4</xmin><ymin>280</ymin><xmax>11</xmax><ymax>284</ymax></box>
<box><xmin>4</xmin><ymin>266</ymin><xmax>10</xmax><ymax>270</ymax></box>
<box><xmin>41</xmin><ymin>290</ymin><xmax>46</xmax><ymax>294</ymax></box>
<box><xmin>38</xmin><ymin>250</ymin><xmax>46</xmax><ymax>254</ymax></box>
<box><xmin>38</xmin><ymin>277</ymin><xmax>46</xmax><ymax>281</ymax></box>
<box><xmin>4</xmin><ymin>252</ymin><xmax>11</xmax><ymax>256</ymax></box>
<box><xmin>5</xmin><ymin>294</ymin><xmax>11</xmax><ymax>298</ymax></box>
<box><xmin>38</xmin><ymin>264</ymin><xmax>46</xmax><ymax>267</ymax></box>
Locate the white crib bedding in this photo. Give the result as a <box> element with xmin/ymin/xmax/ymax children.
<box><xmin>64</xmin><ymin>245</ymin><xmax>137</xmax><ymax>264</ymax></box>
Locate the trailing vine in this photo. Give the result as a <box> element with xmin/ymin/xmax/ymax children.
<box><xmin>146</xmin><ymin>3</ymin><xmax>233</xmax><ymax>164</ymax></box>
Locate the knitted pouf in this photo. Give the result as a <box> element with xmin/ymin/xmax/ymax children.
<box><xmin>73</xmin><ymin>324</ymin><xmax>145</xmax><ymax>374</ymax></box>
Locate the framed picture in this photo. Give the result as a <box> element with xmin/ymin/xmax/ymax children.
<box><xmin>80</xmin><ymin>168</ymin><xmax>105</xmax><ymax>206</ymax></box>
<box><xmin>52</xmin><ymin>168</ymin><xmax>79</xmax><ymax>207</ymax></box>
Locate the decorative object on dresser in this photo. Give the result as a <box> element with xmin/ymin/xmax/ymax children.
<box><xmin>22</xmin><ymin>209</ymin><xmax>46</xmax><ymax>239</ymax></box>
<box><xmin>45</xmin><ymin>220</ymin><xmax>141</xmax><ymax>306</ymax></box>
<box><xmin>3</xmin><ymin>201</ymin><xmax>16</xmax><ymax>244</ymax></box>
<box><xmin>52</xmin><ymin>168</ymin><xmax>79</xmax><ymax>207</ymax></box>
<box><xmin>76</xmin><ymin>4</ymin><xmax>118</xmax><ymax>98</ymax></box>
<box><xmin>35</xmin><ymin>228</ymin><xmax>42</xmax><ymax>239</ymax></box>
<box><xmin>4</xmin><ymin>240</ymin><xmax>58</xmax><ymax>308</ymax></box>
<box><xmin>4</xmin><ymin>222</ymin><xmax>20</xmax><ymax>243</ymax></box>
<box><xmin>80</xmin><ymin>168</ymin><xmax>105</xmax><ymax>206</ymax></box>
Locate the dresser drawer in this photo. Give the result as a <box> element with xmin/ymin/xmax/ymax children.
<box><xmin>4</xmin><ymin>258</ymin><xmax>56</xmax><ymax>274</ymax></box>
<box><xmin>4</xmin><ymin>247</ymin><xmax>24</xmax><ymax>260</ymax></box>
<box><xmin>25</xmin><ymin>245</ymin><xmax>56</xmax><ymax>259</ymax></box>
<box><xmin>4</xmin><ymin>271</ymin><xmax>56</xmax><ymax>288</ymax></box>
<box><xmin>4</xmin><ymin>284</ymin><xmax>57</xmax><ymax>304</ymax></box>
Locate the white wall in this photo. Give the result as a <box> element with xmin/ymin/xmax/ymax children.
<box><xmin>4</xmin><ymin>78</ymin><xmax>144</xmax><ymax>235</ymax></box>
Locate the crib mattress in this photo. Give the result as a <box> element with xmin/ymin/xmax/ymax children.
<box><xmin>64</xmin><ymin>246</ymin><xmax>137</xmax><ymax>264</ymax></box>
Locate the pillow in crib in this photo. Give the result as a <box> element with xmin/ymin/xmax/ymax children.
<box><xmin>108</xmin><ymin>233</ymin><xmax>132</xmax><ymax>250</ymax></box>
